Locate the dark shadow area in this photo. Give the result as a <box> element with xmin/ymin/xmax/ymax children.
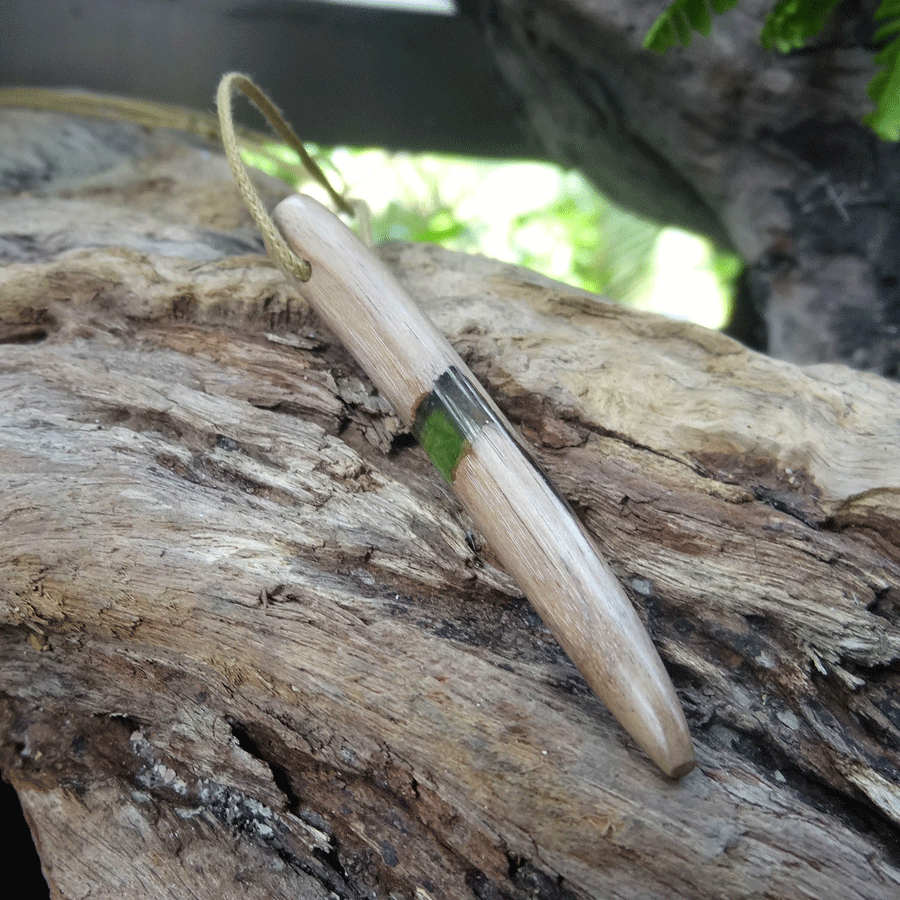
<box><xmin>0</xmin><ymin>777</ymin><xmax>48</xmax><ymax>900</ymax></box>
<box><xmin>0</xmin><ymin>0</ymin><xmax>539</xmax><ymax>158</ymax></box>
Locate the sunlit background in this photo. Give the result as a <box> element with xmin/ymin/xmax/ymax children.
<box><xmin>250</xmin><ymin>143</ymin><xmax>741</xmax><ymax>331</ymax></box>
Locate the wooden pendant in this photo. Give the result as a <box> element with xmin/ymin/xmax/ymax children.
<box><xmin>273</xmin><ymin>194</ymin><xmax>695</xmax><ymax>778</ymax></box>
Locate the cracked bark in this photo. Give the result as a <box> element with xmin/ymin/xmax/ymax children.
<box><xmin>1</xmin><ymin>112</ymin><xmax>899</xmax><ymax>899</ymax></box>
<box><xmin>460</xmin><ymin>0</ymin><xmax>900</xmax><ymax>376</ymax></box>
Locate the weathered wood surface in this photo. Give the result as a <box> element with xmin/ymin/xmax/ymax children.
<box><xmin>1</xmin><ymin>111</ymin><xmax>900</xmax><ymax>900</ymax></box>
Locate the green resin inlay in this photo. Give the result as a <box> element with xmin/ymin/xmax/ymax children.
<box><xmin>416</xmin><ymin>404</ymin><xmax>467</xmax><ymax>483</ymax></box>
<box><xmin>413</xmin><ymin>364</ymin><xmax>571</xmax><ymax>508</ymax></box>
<box><xmin>413</xmin><ymin>366</ymin><xmax>496</xmax><ymax>483</ymax></box>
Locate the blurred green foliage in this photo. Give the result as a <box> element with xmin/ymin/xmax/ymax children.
<box><xmin>244</xmin><ymin>144</ymin><xmax>740</xmax><ymax>330</ymax></box>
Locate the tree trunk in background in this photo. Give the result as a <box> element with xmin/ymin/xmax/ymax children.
<box><xmin>461</xmin><ymin>0</ymin><xmax>900</xmax><ymax>376</ymax></box>
<box><xmin>2</xmin><ymin>112</ymin><xmax>900</xmax><ymax>899</ymax></box>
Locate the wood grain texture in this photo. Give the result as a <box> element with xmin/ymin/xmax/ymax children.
<box><xmin>1</xmin><ymin>111</ymin><xmax>900</xmax><ymax>900</ymax></box>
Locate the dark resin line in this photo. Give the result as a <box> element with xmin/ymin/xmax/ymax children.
<box><xmin>411</xmin><ymin>366</ymin><xmax>498</xmax><ymax>482</ymax></box>
<box><xmin>411</xmin><ymin>366</ymin><xmax>562</xmax><ymax>504</ymax></box>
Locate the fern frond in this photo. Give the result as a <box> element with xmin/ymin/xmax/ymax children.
<box><xmin>866</xmin><ymin>0</ymin><xmax>900</xmax><ymax>141</ymax></box>
<box><xmin>759</xmin><ymin>0</ymin><xmax>841</xmax><ymax>52</ymax></box>
<box><xmin>644</xmin><ymin>0</ymin><xmax>739</xmax><ymax>52</ymax></box>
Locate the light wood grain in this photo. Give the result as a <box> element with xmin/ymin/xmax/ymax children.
<box><xmin>273</xmin><ymin>195</ymin><xmax>459</xmax><ymax>422</ymax></box>
<box><xmin>456</xmin><ymin>421</ymin><xmax>693</xmax><ymax>776</ymax></box>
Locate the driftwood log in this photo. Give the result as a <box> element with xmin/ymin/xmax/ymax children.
<box><xmin>1</xmin><ymin>111</ymin><xmax>900</xmax><ymax>900</ymax></box>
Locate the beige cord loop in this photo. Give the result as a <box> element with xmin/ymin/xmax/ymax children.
<box><xmin>218</xmin><ymin>73</ymin><xmax>344</xmax><ymax>282</ymax></box>
<box><xmin>215</xmin><ymin>73</ymin><xmax>373</xmax><ymax>282</ymax></box>
<box><xmin>0</xmin><ymin>85</ymin><xmax>227</xmax><ymax>140</ymax></box>
<box><xmin>0</xmin><ymin>79</ymin><xmax>373</xmax><ymax>279</ymax></box>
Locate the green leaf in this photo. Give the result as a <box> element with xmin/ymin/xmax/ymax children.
<box><xmin>644</xmin><ymin>0</ymin><xmax>739</xmax><ymax>52</ymax></box>
<box><xmin>644</xmin><ymin>10</ymin><xmax>680</xmax><ymax>51</ymax></box>
<box><xmin>760</xmin><ymin>0</ymin><xmax>842</xmax><ymax>52</ymax></box>
<box><xmin>875</xmin><ymin>19</ymin><xmax>900</xmax><ymax>42</ymax></box>
<box><xmin>672</xmin><ymin>9</ymin><xmax>694</xmax><ymax>45</ymax></box>
<box><xmin>685</xmin><ymin>2</ymin><xmax>713</xmax><ymax>35</ymax></box>
<box><xmin>866</xmin><ymin>0</ymin><xmax>900</xmax><ymax>141</ymax></box>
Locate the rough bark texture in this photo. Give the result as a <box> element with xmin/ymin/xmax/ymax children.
<box><xmin>460</xmin><ymin>0</ymin><xmax>900</xmax><ymax>376</ymax></box>
<box><xmin>2</xmin><ymin>112</ymin><xmax>900</xmax><ymax>900</ymax></box>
